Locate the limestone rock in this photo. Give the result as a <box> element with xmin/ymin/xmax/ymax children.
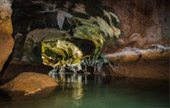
<box><xmin>0</xmin><ymin>32</ymin><xmax>14</xmax><ymax>71</ymax></box>
<box><xmin>0</xmin><ymin>0</ymin><xmax>13</xmax><ymax>34</ymax></box>
<box><xmin>111</xmin><ymin>60</ymin><xmax>169</xmax><ymax>80</ymax></box>
<box><xmin>101</xmin><ymin>0</ymin><xmax>170</xmax><ymax>52</ymax></box>
<box><xmin>12</xmin><ymin>0</ymin><xmax>121</xmax><ymax>64</ymax></box>
<box><xmin>22</xmin><ymin>29</ymin><xmax>68</xmax><ymax>62</ymax></box>
<box><xmin>105</xmin><ymin>46</ymin><xmax>170</xmax><ymax>80</ymax></box>
<box><xmin>106</xmin><ymin>45</ymin><xmax>170</xmax><ymax>63</ymax></box>
<box><xmin>0</xmin><ymin>0</ymin><xmax>14</xmax><ymax>71</ymax></box>
<box><xmin>0</xmin><ymin>72</ymin><xmax>58</xmax><ymax>100</ymax></box>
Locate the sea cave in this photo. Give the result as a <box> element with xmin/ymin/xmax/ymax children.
<box><xmin>0</xmin><ymin>0</ymin><xmax>169</xmax><ymax>108</ymax></box>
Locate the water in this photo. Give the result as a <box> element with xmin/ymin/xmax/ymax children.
<box><xmin>0</xmin><ymin>74</ymin><xmax>169</xmax><ymax>108</ymax></box>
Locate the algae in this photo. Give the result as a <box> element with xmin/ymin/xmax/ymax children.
<box><xmin>15</xmin><ymin>0</ymin><xmax>122</xmax><ymax>74</ymax></box>
<box><xmin>41</xmin><ymin>8</ymin><xmax>121</xmax><ymax>74</ymax></box>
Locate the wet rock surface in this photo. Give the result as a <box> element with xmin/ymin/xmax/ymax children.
<box><xmin>0</xmin><ymin>72</ymin><xmax>58</xmax><ymax>100</ymax></box>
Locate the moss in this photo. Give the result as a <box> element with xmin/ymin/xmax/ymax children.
<box><xmin>41</xmin><ymin>39</ymin><xmax>83</xmax><ymax>68</ymax></box>
<box><xmin>11</xmin><ymin>0</ymin><xmax>121</xmax><ymax>71</ymax></box>
<box><xmin>40</xmin><ymin>7</ymin><xmax>121</xmax><ymax>71</ymax></box>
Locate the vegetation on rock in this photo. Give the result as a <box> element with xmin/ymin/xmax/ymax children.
<box><xmin>11</xmin><ymin>0</ymin><xmax>121</xmax><ymax>75</ymax></box>
<box><xmin>41</xmin><ymin>6</ymin><xmax>121</xmax><ymax>74</ymax></box>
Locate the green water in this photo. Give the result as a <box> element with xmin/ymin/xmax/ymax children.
<box><xmin>0</xmin><ymin>77</ymin><xmax>169</xmax><ymax>108</ymax></box>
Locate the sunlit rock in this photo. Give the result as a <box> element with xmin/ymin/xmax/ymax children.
<box><xmin>0</xmin><ymin>72</ymin><xmax>58</xmax><ymax>100</ymax></box>
<box><xmin>0</xmin><ymin>0</ymin><xmax>14</xmax><ymax>71</ymax></box>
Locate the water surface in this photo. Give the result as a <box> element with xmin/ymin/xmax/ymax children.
<box><xmin>0</xmin><ymin>76</ymin><xmax>169</xmax><ymax>108</ymax></box>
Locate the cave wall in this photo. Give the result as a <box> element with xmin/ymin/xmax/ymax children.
<box><xmin>101</xmin><ymin>0</ymin><xmax>170</xmax><ymax>80</ymax></box>
<box><xmin>101</xmin><ymin>0</ymin><xmax>170</xmax><ymax>53</ymax></box>
<box><xmin>0</xmin><ymin>0</ymin><xmax>169</xmax><ymax>81</ymax></box>
<box><xmin>11</xmin><ymin>0</ymin><xmax>121</xmax><ymax>62</ymax></box>
<box><xmin>11</xmin><ymin>0</ymin><xmax>170</xmax><ymax>60</ymax></box>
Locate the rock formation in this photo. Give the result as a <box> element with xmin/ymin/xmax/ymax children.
<box><xmin>101</xmin><ymin>0</ymin><xmax>170</xmax><ymax>52</ymax></box>
<box><xmin>0</xmin><ymin>0</ymin><xmax>14</xmax><ymax>72</ymax></box>
<box><xmin>0</xmin><ymin>0</ymin><xmax>169</xmax><ymax>81</ymax></box>
<box><xmin>0</xmin><ymin>72</ymin><xmax>58</xmax><ymax>100</ymax></box>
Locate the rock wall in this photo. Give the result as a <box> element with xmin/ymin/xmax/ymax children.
<box><xmin>101</xmin><ymin>0</ymin><xmax>170</xmax><ymax>80</ymax></box>
<box><xmin>0</xmin><ymin>0</ymin><xmax>169</xmax><ymax>81</ymax></box>
<box><xmin>0</xmin><ymin>0</ymin><xmax>14</xmax><ymax>72</ymax></box>
<box><xmin>11</xmin><ymin>0</ymin><xmax>121</xmax><ymax>69</ymax></box>
<box><xmin>101</xmin><ymin>0</ymin><xmax>170</xmax><ymax>53</ymax></box>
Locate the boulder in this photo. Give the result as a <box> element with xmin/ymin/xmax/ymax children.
<box><xmin>0</xmin><ymin>0</ymin><xmax>14</xmax><ymax>71</ymax></box>
<box><xmin>0</xmin><ymin>72</ymin><xmax>58</xmax><ymax>100</ymax></box>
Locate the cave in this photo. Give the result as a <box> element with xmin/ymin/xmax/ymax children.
<box><xmin>0</xmin><ymin>0</ymin><xmax>169</xmax><ymax>107</ymax></box>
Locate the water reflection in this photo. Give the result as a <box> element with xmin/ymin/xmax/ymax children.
<box><xmin>53</xmin><ymin>71</ymin><xmax>112</xmax><ymax>108</ymax></box>
<box><xmin>72</xmin><ymin>76</ymin><xmax>84</xmax><ymax>107</ymax></box>
<box><xmin>54</xmin><ymin>73</ymin><xmax>84</xmax><ymax>107</ymax></box>
<box><xmin>71</xmin><ymin>75</ymin><xmax>84</xmax><ymax>100</ymax></box>
<box><xmin>0</xmin><ymin>76</ymin><xmax>169</xmax><ymax>108</ymax></box>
